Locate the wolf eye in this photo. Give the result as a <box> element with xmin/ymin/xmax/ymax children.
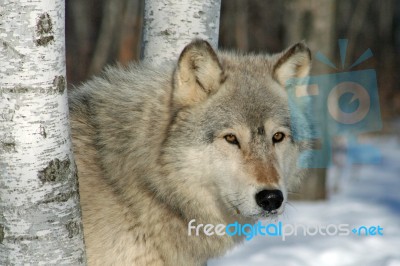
<box><xmin>224</xmin><ymin>134</ymin><xmax>240</xmax><ymax>148</ymax></box>
<box><xmin>272</xmin><ymin>132</ymin><xmax>285</xmax><ymax>144</ymax></box>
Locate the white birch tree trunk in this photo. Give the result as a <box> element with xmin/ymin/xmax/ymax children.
<box><xmin>141</xmin><ymin>0</ymin><xmax>221</xmax><ymax>64</ymax></box>
<box><xmin>0</xmin><ymin>0</ymin><xmax>86</xmax><ymax>264</ymax></box>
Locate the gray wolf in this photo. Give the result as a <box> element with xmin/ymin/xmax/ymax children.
<box><xmin>69</xmin><ymin>39</ymin><xmax>311</xmax><ymax>265</ymax></box>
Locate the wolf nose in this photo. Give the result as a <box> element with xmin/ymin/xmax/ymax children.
<box><xmin>255</xmin><ymin>190</ymin><xmax>283</xmax><ymax>212</ymax></box>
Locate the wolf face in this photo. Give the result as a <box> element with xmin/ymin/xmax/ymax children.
<box><xmin>70</xmin><ymin>39</ymin><xmax>312</xmax><ymax>264</ymax></box>
<box><xmin>158</xmin><ymin>40</ymin><xmax>311</xmax><ymax>221</ymax></box>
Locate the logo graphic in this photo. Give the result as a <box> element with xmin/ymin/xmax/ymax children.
<box><xmin>327</xmin><ymin>81</ymin><xmax>370</xmax><ymax>125</ymax></box>
<box><xmin>286</xmin><ymin>39</ymin><xmax>382</xmax><ymax>168</ymax></box>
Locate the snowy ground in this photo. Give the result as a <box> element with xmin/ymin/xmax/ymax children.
<box><xmin>209</xmin><ymin>135</ymin><xmax>400</xmax><ymax>266</ymax></box>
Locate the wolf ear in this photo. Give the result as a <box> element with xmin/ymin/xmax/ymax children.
<box><xmin>273</xmin><ymin>42</ymin><xmax>311</xmax><ymax>87</ymax></box>
<box><xmin>173</xmin><ymin>39</ymin><xmax>225</xmax><ymax>107</ymax></box>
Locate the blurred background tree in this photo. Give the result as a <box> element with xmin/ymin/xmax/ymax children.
<box><xmin>66</xmin><ymin>0</ymin><xmax>400</xmax><ymax>199</ymax></box>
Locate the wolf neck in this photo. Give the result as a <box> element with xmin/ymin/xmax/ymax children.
<box><xmin>114</xmin><ymin>174</ymin><xmax>250</xmax><ymax>264</ymax></box>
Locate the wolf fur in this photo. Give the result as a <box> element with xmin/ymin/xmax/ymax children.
<box><xmin>69</xmin><ymin>39</ymin><xmax>311</xmax><ymax>265</ymax></box>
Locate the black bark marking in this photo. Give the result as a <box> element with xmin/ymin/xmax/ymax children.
<box><xmin>53</xmin><ymin>75</ymin><xmax>66</xmax><ymax>94</ymax></box>
<box><xmin>66</xmin><ymin>221</ymin><xmax>80</xmax><ymax>238</ymax></box>
<box><xmin>39</xmin><ymin>125</ymin><xmax>47</xmax><ymax>138</ymax></box>
<box><xmin>39</xmin><ymin>191</ymin><xmax>76</xmax><ymax>205</ymax></box>
<box><xmin>0</xmin><ymin>224</ymin><xmax>4</xmax><ymax>244</ymax></box>
<box><xmin>12</xmin><ymin>235</ymin><xmax>39</xmax><ymax>242</ymax></box>
<box><xmin>1</xmin><ymin>141</ymin><xmax>16</xmax><ymax>152</ymax></box>
<box><xmin>35</xmin><ymin>13</ymin><xmax>54</xmax><ymax>46</ymax></box>
<box><xmin>0</xmin><ymin>87</ymin><xmax>29</xmax><ymax>93</ymax></box>
<box><xmin>2</xmin><ymin>40</ymin><xmax>25</xmax><ymax>59</ymax></box>
<box><xmin>1</xmin><ymin>86</ymin><xmax>64</xmax><ymax>94</ymax></box>
<box><xmin>38</xmin><ymin>158</ymin><xmax>71</xmax><ymax>183</ymax></box>
<box><xmin>160</xmin><ymin>29</ymin><xmax>172</xmax><ymax>36</ymax></box>
<box><xmin>36</xmin><ymin>13</ymin><xmax>53</xmax><ymax>34</ymax></box>
<box><xmin>74</xmin><ymin>168</ymin><xmax>81</xmax><ymax>195</ymax></box>
<box><xmin>35</xmin><ymin>36</ymin><xmax>54</xmax><ymax>46</ymax></box>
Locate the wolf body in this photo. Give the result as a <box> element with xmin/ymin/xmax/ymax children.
<box><xmin>69</xmin><ymin>40</ymin><xmax>311</xmax><ymax>265</ymax></box>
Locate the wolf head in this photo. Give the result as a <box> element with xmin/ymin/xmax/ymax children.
<box><xmin>159</xmin><ymin>40</ymin><xmax>311</xmax><ymax>221</ymax></box>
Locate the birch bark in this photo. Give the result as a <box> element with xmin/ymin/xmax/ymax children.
<box><xmin>141</xmin><ymin>0</ymin><xmax>221</xmax><ymax>64</ymax></box>
<box><xmin>0</xmin><ymin>0</ymin><xmax>86</xmax><ymax>264</ymax></box>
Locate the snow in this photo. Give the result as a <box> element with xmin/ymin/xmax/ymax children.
<box><xmin>209</xmin><ymin>135</ymin><xmax>400</xmax><ymax>266</ymax></box>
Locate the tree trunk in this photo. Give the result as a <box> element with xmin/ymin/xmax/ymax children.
<box><xmin>118</xmin><ymin>0</ymin><xmax>144</xmax><ymax>65</ymax></box>
<box><xmin>234</xmin><ymin>0</ymin><xmax>249</xmax><ymax>51</ymax></box>
<box><xmin>88</xmin><ymin>0</ymin><xmax>129</xmax><ymax>76</ymax></box>
<box><xmin>0</xmin><ymin>0</ymin><xmax>86</xmax><ymax>264</ymax></box>
<box><xmin>283</xmin><ymin>0</ymin><xmax>336</xmax><ymax>200</ymax></box>
<box><xmin>141</xmin><ymin>0</ymin><xmax>221</xmax><ymax>64</ymax></box>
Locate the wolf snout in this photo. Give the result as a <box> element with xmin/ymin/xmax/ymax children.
<box><xmin>255</xmin><ymin>189</ymin><xmax>283</xmax><ymax>212</ymax></box>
